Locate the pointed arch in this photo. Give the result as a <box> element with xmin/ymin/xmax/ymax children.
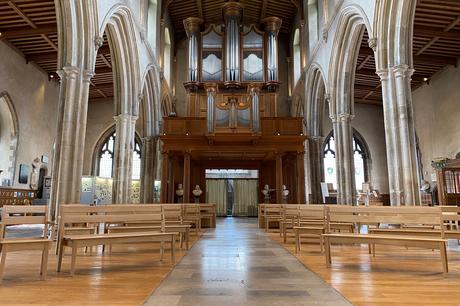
<box><xmin>0</xmin><ymin>92</ymin><xmax>19</xmax><ymax>184</ymax></box>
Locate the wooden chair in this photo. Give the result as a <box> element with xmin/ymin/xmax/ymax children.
<box><xmin>279</xmin><ymin>205</ymin><xmax>300</xmax><ymax>238</ymax></box>
<box><xmin>0</xmin><ymin>205</ymin><xmax>52</xmax><ymax>282</ymax></box>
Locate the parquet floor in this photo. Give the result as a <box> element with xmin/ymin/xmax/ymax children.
<box><xmin>0</xmin><ymin>237</ymin><xmax>199</xmax><ymax>306</ymax></box>
<box><xmin>268</xmin><ymin>230</ymin><xmax>460</xmax><ymax>306</ymax></box>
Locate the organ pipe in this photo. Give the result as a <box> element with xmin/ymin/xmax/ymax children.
<box><xmin>263</xmin><ymin>17</ymin><xmax>282</xmax><ymax>83</ymax></box>
<box><xmin>183</xmin><ymin>17</ymin><xmax>203</xmax><ymax>83</ymax></box>
<box><xmin>223</xmin><ymin>1</ymin><xmax>243</xmax><ymax>84</ymax></box>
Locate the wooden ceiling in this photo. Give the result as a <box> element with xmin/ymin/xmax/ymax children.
<box><xmin>0</xmin><ymin>0</ymin><xmax>113</xmax><ymax>101</ymax></box>
<box><xmin>1</xmin><ymin>0</ymin><xmax>459</xmax><ymax>106</ymax></box>
<box><xmin>165</xmin><ymin>0</ymin><xmax>300</xmax><ymax>39</ymax></box>
<box><xmin>355</xmin><ymin>0</ymin><xmax>460</xmax><ymax>106</ymax></box>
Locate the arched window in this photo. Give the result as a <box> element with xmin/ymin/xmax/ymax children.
<box><xmin>164</xmin><ymin>27</ymin><xmax>172</xmax><ymax>85</ymax></box>
<box><xmin>293</xmin><ymin>28</ymin><xmax>301</xmax><ymax>85</ymax></box>
<box><xmin>323</xmin><ymin>130</ymin><xmax>369</xmax><ymax>190</ymax></box>
<box><xmin>147</xmin><ymin>0</ymin><xmax>158</xmax><ymax>55</ymax></box>
<box><xmin>307</xmin><ymin>0</ymin><xmax>319</xmax><ymax>49</ymax></box>
<box><xmin>96</xmin><ymin>131</ymin><xmax>142</xmax><ymax>180</ymax></box>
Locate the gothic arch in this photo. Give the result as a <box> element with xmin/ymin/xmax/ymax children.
<box><xmin>328</xmin><ymin>4</ymin><xmax>374</xmax><ymax>116</ymax></box>
<box><xmin>304</xmin><ymin>64</ymin><xmax>327</xmax><ymax>137</ymax></box>
<box><xmin>0</xmin><ymin>92</ymin><xmax>19</xmax><ymax>184</ymax></box>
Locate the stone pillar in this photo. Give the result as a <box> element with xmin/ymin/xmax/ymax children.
<box><xmin>140</xmin><ymin>136</ymin><xmax>157</xmax><ymax>203</ymax></box>
<box><xmin>299</xmin><ymin>20</ymin><xmax>307</xmax><ymax>71</ymax></box>
<box><xmin>160</xmin><ymin>152</ymin><xmax>169</xmax><ymax>203</ymax></box>
<box><xmin>276</xmin><ymin>154</ymin><xmax>283</xmax><ymax>203</ymax></box>
<box><xmin>112</xmin><ymin>114</ymin><xmax>137</xmax><ymax>203</ymax></box>
<box><xmin>50</xmin><ymin>66</ymin><xmax>93</xmax><ymax>219</ymax></box>
<box><xmin>183</xmin><ymin>153</ymin><xmax>191</xmax><ymax>203</ymax></box>
<box><xmin>307</xmin><ymin>136</ymin><xmax>323</xmax><ymax>203</ymax></box>
<box><xmin>296</xmin><ymin>152</ymin><xmax>306</xmax><ymax>204</ymax></box>
<box><xmin>378</xmin><ymin>65</ymin><xmax>420</xmax><ymax>205</ymax></box>
<box><xmin>332</xmin><ymin>113</ymin><xmax>355</xmax><ymax>205</ymax></box>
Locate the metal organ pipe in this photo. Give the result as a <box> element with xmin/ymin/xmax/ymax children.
<box><xmin>223</xmin><ymin>1</ymin><xmax>243</xmax><ymax>83</ymax></box>
<box><xmin>183</xmin><ymin>17</ymin><xmax>202</xmax><ymax>83</ymax></box>
<box><xmin>263</xmin><ymin>17</ymin><xmax>282</xmax><ymax>83</ymax></box>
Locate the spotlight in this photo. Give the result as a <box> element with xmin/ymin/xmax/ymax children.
<box><xmin>423</xmin><ymin>77</ymin><xmax>428</xmax><ymax>82</ymax></box>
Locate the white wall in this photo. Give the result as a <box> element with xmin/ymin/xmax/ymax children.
<box><xmin>323</xmin><ymin>103</ymin><xmax>389</xmax><ymax>193</ymax></box>
<box><xmin>413</xmin><ymin>65</ymin><xmax>460</xmax><ymax>183</ymax></box>
<box><xmin>0</xmin><ymin>42</ymin><xmax>59</xmax><ymax>187</ymax></box>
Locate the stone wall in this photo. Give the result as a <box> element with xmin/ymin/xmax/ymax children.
<box><xmin>323</xmin><ymin>103</ymin><xmax>389</xmax><ymax>193</ymax></box>
<box><xmin>413</xmin><ymin>65</ymin><xmax>460</xmax><ymax>184</ymax></box>
<box><xmin>0</xmin><ymin>42</ymin><xmax>59</xmax><ymax>187</ymax></box>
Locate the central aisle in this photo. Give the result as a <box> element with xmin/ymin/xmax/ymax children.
<box><xmin>144</xmin><ymin>218</ymin><xmax>351</xmax><ymax>306</ymax></box>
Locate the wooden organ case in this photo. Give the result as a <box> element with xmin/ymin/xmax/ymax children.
<box><xmin>160</xmin><ymin>1</ymin><xmax>306</xmax><ymax>205</ymax></box>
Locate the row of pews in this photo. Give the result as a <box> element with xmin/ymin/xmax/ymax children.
<box><xmin>259</xmin><ymin>204</ymin><xmax>460</xmax><ymax>275</ymax></box>
<box><xmin>0</xmin><ymin>203</ymin><xmax>216</xmax><ymax>281</ymax></box>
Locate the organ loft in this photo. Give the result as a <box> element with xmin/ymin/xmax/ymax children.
<box><xmin>160</xmin><ymin>0</ymin><xmax>306</xmax><ymax>204</ymax></box>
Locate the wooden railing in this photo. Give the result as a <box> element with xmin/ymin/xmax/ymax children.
<box><xmin>162</xmin><ymin>117</ymin><xmax>304</xmax><ymax>137</ymax></box>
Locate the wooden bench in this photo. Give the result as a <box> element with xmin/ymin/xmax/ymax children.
<box><xmin>57</xmin><ymin>204</ymin><xmax>176</xmax><ymax>276</ymax></box>
<box><xmin>0</xmin><ymin>205</ymin><xmax>52</xmax><ymax>282</ymax></box>
<box><xmin>264</xmin><ymin>204</ymin><xmax>282</xmax><ymax>232</ymax></box>
<box><xmin>182</xmin><ymin>204</ymin><xmax>201</xmax><ymax>235</ymax></box>
<box><xmin>323</xmin><ymin>206</ymin><xmax>448</xmax><ymax>274</ymax></box>
<box><xmin>200</xmin><ymin>203</ymin><xmax>217</xmax><ymax>228</ymax></box>
<box><xmin>279</xmin><ymin>205</ymin><xmax>301</xmax><ymax>238</ymax></box>
<box><xmin>292</xmin><ymin>205</ymin><xmax>326</xmax><ymax>252</ymax></box>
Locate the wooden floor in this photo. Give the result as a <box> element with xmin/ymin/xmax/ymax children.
<box><xmin>0</xmin><ymin>237</ymin><xmax>199</xmax><ymax>306</ymax></box>
<box><xmin>268</xmin><ymin>231</ymin><xmax>460</xmax><ymax>306</ymax></box>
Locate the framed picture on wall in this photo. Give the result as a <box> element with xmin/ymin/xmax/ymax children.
<box><xmin>18</xmin><ymin>164</ymin><xmax>30</xmax><ymax>184</ymax></box>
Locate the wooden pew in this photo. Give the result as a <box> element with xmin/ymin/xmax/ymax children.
<box><xmin>182</xmin><ymin>204</ymin><xmax>201</xmax><ymax>235</ymax></box>
<box><xmin>323</xmin><ymin>206</ymin><xmax>448</xmax><ymax>274</ymax></box>
<box><xmin>279</xmin><ymin>205</ymin><xmax>301</xmax><ymax>238</ymax></box>
<box><xmin>264</xmin><ymin>204</ymin><xmax>283</xmax><ymax>232</ymax></box>
<box><xmin>199</xmin><ymin>203</ymin><xmax>216</xmax><ymax>228</ymax></box>
<box><xmin>292</xmin><ymin>205</ymin><xmax>326</xmax><ymax>252</ymax></box>
<box><xmin>0</xmin><ymin>205</ymin><xmax>52</xmax><ymax>282</ymax></box>
<box><xmin>57</xmin><ymin>204</ymin><xmax>176</xmax><ymax>276</ymax></box>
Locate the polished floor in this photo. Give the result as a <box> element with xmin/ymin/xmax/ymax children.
<box><xmin>144</xmin><ymin>218</ymin><xmax>351</xmax><ymax>306</ymax></box>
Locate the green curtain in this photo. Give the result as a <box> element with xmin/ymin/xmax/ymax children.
<box><xmin>233</xmin><ymin>179</ymin><xmax>258</xmax><ymax>217</ymax></box>
<box><xmin>206</xmin><ymin>179</ymin><xmax>227</xmax><ymax>216</ymax></box>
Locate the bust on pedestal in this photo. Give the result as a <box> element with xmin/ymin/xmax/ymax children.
<box><xmin>176</xmin><ymin>184</ymin><xmax>184</xmax><ymax>203</ymax></box>
<box><xmin>262</xmin><ymin>184</ymin><xmax>270</xmax><ymax>204</ymax></box>
<box><xmin>282</xmin><ymin>185</ymin><xmax>289</xmax><ymax>204</ymax></box>
<box><xmin>192</xmin><ymin>185</ymin><xmax>202</xmax><ymax>203</ymax></box>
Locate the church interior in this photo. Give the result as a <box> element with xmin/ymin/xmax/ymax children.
<box><xmin>0</xmin><ymin>0</ymin><xmax>460</xmax><ymax>305</ymax></box>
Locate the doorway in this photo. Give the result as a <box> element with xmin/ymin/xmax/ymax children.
<box><xmin>205</xmin><ymin>169</ymin><xmax>259</xmax><ymax>217</ymax></box>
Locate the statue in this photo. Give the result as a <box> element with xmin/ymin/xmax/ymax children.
<box><xmin>262</xmin><ymin>184</ymin><xmax>270</xmax><ymax>203</ymax></box>
<box><xmin>29</xmin><ymin>158</ymin><xmax>41</xmax><ymax>190</ymax></box>
<box><xmin>282</xmin><ymin>185</ymin><xmax>289</xmax><ymax>203</ymax></box>
<box><xmin>192</xmin><ymin>185</ymin><xmax>202</xmax><ymax>203</ymax></box>
<box><xmin>176</xmin><ymin>183</ymin><xmax>184</xmax><ymax>203</ymax></box>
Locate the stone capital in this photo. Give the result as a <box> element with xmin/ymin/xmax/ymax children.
<box><xmin>338</xmin><ymin>113</ymin><xmax>354</xmax><ymax>122</ymax></box>
<box><xmin>392</xmin><ymin>64</ymin><xmax>414</xmax><ymax>79</ymax></box>
<box><xmin>367</xmin><ymin>37</ymin><xmax>377</xmax><ymax>52</ymax></box>
<box><xmin>114</xmin><ymin>113</ymin><xmax>137</xmax><ymax>123</ymax></box>
<box><xmin>94</xmin><ymin>36</ymin><xmax>104</xmax><ymax>50</ymax></box>
<box><xmin>376</xmin><ymin>69</ymin><xmax>390</xmax><ymax>81</ymax></box>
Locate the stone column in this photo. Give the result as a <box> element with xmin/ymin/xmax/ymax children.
<box><xmin>140</xmin><ymin>136</ymin><xmax>157</xmax><ymax>203</ymax></box>
<box><xmin>112</xmin><ymin>114</ymin><xmax>137</xmax><ymax>203</ymax></box>
<box><xmin>160</xmin><ymin>152</ymin><xmax>169</xmax><ymax>203</ymax></box>
<box><xmin>50</xmin><ymin>66</ymin><xmax>93</xmax><ymax>219</ymax></box>
<box><xmin>276</xmin><ymin>154</ymin><xmax>283</xmax><ymax>203</ymax></box>
<box><xmin>332</xmin><ymin>113</ymin><xmax>355</xmax><ymax>205</ymax></box>
<box><xmin>183</xmin><ymin>153</ymin><xmax>191</xmax><ymax>203</ymax></box>
<box><xmin>296</xmin><ymin>152</ymin><xmax>306</xmax><ymax>204</ymax></box>
<box><xmin>307</xmin><ymin>136</ymin><xmax>323</xmax><ymax>203</ymax></box>
<box><xmin>378</xmin><ymin>65</ymin><xmax>420</xmax><ymax>205</ymax></box>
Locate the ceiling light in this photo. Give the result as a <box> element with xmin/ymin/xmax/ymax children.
<box><xmin>423</xmin><ymin>77</ymin><xmax>428</xmax><ymax>82</ymax></box>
